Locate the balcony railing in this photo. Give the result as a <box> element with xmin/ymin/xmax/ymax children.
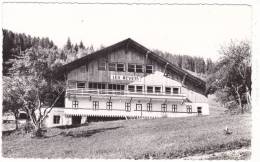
<box><xmin>66</xmin><ymin>88</ymin><xmax>186</xmax><ymax>100</ymax></box>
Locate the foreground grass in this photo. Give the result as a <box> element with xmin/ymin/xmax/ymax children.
<box><xmin>2</xmin><ymin>113</ymin><xmax>251</xmax><ymax>159</ymax></box>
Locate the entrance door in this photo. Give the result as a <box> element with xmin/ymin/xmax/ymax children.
<box><xmin>197</xmin><ymin>107</ymin><xmax>202</xmax><ymax>115</ymax></box>
<box><xmin>72</xmin><ymin>116</ymin><xmax>82</xmax><ymax>125</ymax></box>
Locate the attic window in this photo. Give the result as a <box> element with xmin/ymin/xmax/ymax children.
<box><xmin>98</xmin><ymin>60</ymin><xmax>106</xmax><ymax>71</ymax></box>
<box><xmin>128</xmin><ymin>64</ymin><xmax>135</xmax><ymax>72</ymax></box>
<box><xmin>136</xmin><ymin>65</ymin><xmax>143</xmax><ymax>73</ymax></box>
<box><xmin>109</xmin><ymin>63</ymin><xmax>116</xmax><ymax>71</ymax></box>
<box><xmin>146</xmin><ymin>65</ymin><xmax>153</xmax><ymax>73</ymax></box>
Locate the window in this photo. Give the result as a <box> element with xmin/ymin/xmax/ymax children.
<box><xmin>165</xmin><ymin>87</ymin><xmax>171</xmax><ymax>94</ymax></box>
<box><xmin>77</xmin><ymin>82</ymin><xmax>85</xmax><ymax>88</ymax></box>
<box><xmin>117</xmin><ymin>63</ymin><xmax>125</xmax><ymax>72</ymax></box>
<box><xmin>136</xmin><ymin>65</ymin><xmax>143</xmax><ymax>73</ymax></box>
<box><xmin>72</xmin><ymin>100</ymin><xmax>79</xmax><ymax>108</ymax></box>
<box><xmin>136</xmin><ymin>104</ymin><xmax>142</xmax><ymax>111</ymax></box>
<box><xmin>186</xmin><ymin>105</ymin><xmax>192</xmax><ymax>113</ymax></box>
<box><xmin>136</xmin><ymin>86</ymin><xmax>143</xmax><ymax>92</ymax></box>
<box><xmin>108</xmin><ymin>84</ymin><xmax>125</xmax><ymax>91</ymax></box>
<box><xmin>106</xmin><ymin>101</ymin><xmax>112</xmax><ymax>110</ymax></box>
<box><xmin>161</xmin><ymin>103</ymin><xmax>167</xmax><ymax>112</ymax></box>
<box><xmin>155</xmin><ymin>87</ymin><xmax>161</xmax><ymax>93</ymax></box>
<box><xmin>93</xmin><ymin>101</ymin><xmax>99</xmax><ymax>110</ymax></box>
<box><xmin>128</xmin><ymin>64</ymin><xmax>135</xmax><ymax>72</ymax></box>
<box><xmin>53</xmin><ymin>115</ymin><xmax>60</xmax><ymax>124</ymax></box>
<box><xmin>172</xmin><ymin>104</ymin><xmax>177</xmax><ymax>112</ymax></box>
<box><xmin>128</xmin><ymin>85</ymin><xmax>135</xmax><ymax>92</ymax></box>
<box><xmin>146</xmin><ymin>65</ymin><xmax>153</xmax><ymax>73</ymax></box>
<box><xmin>197</xmin><ymin>107</ymin><xmax>202</xmax><ymax>114</ymax></box>
<box><xmin>173</xmin><ymin>88</ymin><xmax>179</xmax><ymax>94</ymax></box>
<box><xmin>109</xmin><ymin>63</ymin><xmax>116</xmax><ymax>71</ymax></box>
<box><xmin>125</xmin><ymin>102</ymin><xmax>131</xmax><ymax>111</ymax></box>
<box><xmin>147</xmin><ymin>86</ymin><xmax>153</xmax><ymax>93</ymax></box>
<box><xmin>97</xmin><ymin>83</ymin><xmax>106</xmax><ymax>89</ymax></box>
<box><xmin>98</xmin><ymin>60</ymin><xmax>106</xmax><ymax>70</ymax></box>
<box><xmin>147</xmin><ymin>103</ymin><xmax>152</xmax><ymax>111</ymax></box>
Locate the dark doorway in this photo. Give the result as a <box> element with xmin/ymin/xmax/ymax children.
<box><xmin>197</xmin><ymin>107</ymin><xmax>202</xmax><ymax>115</ymax></box>
<box><xmin>72</xmin><ymin>116</ymin><xmax>82</xmax><ymax>125</ymax></box>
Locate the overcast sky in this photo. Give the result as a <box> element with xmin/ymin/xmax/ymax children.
<box><xmin>2</xmin><ymin>2</ymin><xmax>252</xmax><ymax>61</ymax></box>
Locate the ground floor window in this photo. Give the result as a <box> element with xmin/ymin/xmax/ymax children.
<box><xmin>125</xmin><ymin>102</ymin><xmax>131</xmax><ymax>111</ymax></box>
<box><xmin>93</xmin><ymin>101</ymin><xmax>99</xmax><ymax>110</ymax></box>
<box><xmin>161</xmin><ymin>103</ymin><xmax>167</xmax><ymax>112</ymax></box>
<box><xmin>106</xmin><ymin>101</ymin><xmax>112</xmax><ymax>110</ymax></box>
<box><xmin>72</xmin><ymin>100</ymin><xmax>79</xmax><ymax>108</ymax></box>
<box><xmin>53</xmin><ymin>115</ymin><xmax>60</xmax><ymax>124</ymax></box>
<box><xmin>172</xmin><ymin>104</ymin><xmax>177</xmax><ymax>112</ymax></box>
<box><xmin>136</xmin><ymin>104</ymin><xmax>142</xmax><ymax>111</ymax></box>
<box><xmin>197</xmin><ymin>107</ymin><xmax>202</xmax><ymax>114</ymax></box>
<box><xmin>147</xmin><ymin>103</ymin><xmax>152</xmax><ymax>111</ymax></box>
<box><xmin>186</xmin><ymin>105</ymin><xmax>192</xmax><ymax>113</ymax></box>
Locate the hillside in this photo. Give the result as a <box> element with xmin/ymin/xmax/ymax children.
<box><xmin>2</xmin><ymin>113</ymin><xmax>251</xmax><ymax>159</ymax></box>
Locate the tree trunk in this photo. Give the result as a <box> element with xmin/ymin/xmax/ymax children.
<box><xmin>233</xmin><ymin>85</ymin><xmax>244</xmax><ymax>113</ymax></box>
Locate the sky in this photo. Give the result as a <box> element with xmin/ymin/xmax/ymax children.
<box><xmin>2</xmin><ymin>2</ymin><xmax>252</xmax><ymax>61</ymax></box>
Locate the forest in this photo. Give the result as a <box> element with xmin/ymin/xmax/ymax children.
<box><xmin>2</xmin><ymin>29</ymin><xmax>215</xmax><ymax>77</ymax></box>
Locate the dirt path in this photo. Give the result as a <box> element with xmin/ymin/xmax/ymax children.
<box><xmin>182</xmin><ymin>147</ymin><xmax>251</xmax><ymax>160</ymax></box>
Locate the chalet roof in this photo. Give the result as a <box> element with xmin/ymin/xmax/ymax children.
<box><xmin>129</xmin><ymin>71</ymin><xmax>182</xmax><ymax>87</ymax></box>
<box><xmin>58</xmin><ymin>38</ymin><xmax>206</xmax><ymax>95</ymax></box>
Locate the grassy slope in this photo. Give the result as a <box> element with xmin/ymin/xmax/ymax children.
<box><xmin>2</xmin><ymin>113</ymin><xmax>251</xmax><ymax>159</ymax></box>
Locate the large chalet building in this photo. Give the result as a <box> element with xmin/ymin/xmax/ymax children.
<box><xmin>43</xmin><ymin>38</ymin><xmax>209</xmax><ymax>127</ymax></box>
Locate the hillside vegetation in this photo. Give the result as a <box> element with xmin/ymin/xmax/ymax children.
<box><xmin>2</xmin><ymin>113</ymin><xmax>251</xmax><ymax>159</ymax></box>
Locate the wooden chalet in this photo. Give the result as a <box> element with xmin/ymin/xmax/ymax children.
<box><xmin>43</xmin><ymin>38</ymin><xmax>209</xmax><ymax>127</ymax></box>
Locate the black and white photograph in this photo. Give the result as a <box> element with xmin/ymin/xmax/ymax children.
<box><xmin>1</xmin><ymin>0</ymin><xmax>257</xmax><ymax>160</ymax></box>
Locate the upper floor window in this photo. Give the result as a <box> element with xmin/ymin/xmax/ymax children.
<box><xmin>98</xmin><ymin>60</ymin><xmax>106</xmax><ymax>71</ymax></box>
<box><xmin>146</xmin><ymin>65</ymin><xmax>153</xmax><ymax>73</ymax></box>
<box><xmin>165</xmin><ymin>87</ymin><xmax>171</xmax><ymax>94</ymax></box>
<box><xmin>173</xmin><ymin>88</ymin><xmax>179</xmax><ymax>94</ymax></box>
<box><xmin>77</xmin><ymin>82</ymin><xmax>86</xmax><ymax>88</ymax></box>
<box><xmin>128</xmin><ymin>85</ymin><xmax>135</xmax><ymax>92</ymax></box>
<box><xmin>136</xmin><ymin>65</ymin><xmax>143</xmax><ymax>73</ymax></box>
<box><xmin>128</xmin><ymin>64</ymin><xmax>135</xmax><ymax>72</ymax></box>
<box><xmin>109</xmin><ymin>63</ymin><xmax>116</xmax><ymax>71</ymax></box>
<box><xmin>147</xmin><ymin>86</ymin><xmax>153</xmax><ymax>93</ymax></box>
<box><xmin>155</xmin><ymin>87</ymin><xmax>161</xmax><ymax>93</ymax></box>
<box><xmin>108</xmin><ymin>84</ymin><xmax>124</xmax><ymax>91</ymax></box>
<box><xmin>117</xmin><ymin>63</ymin><xmax>125</xmax><ymax>72</ymax></box>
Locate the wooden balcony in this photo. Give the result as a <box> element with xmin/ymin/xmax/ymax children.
<box><xmin>66</xmin><ymin>88</ymin><xmax>187</xmax><ymax>100</ymax></box>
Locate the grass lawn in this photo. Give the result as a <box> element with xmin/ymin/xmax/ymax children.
<box><xmin>2</xmin><ymin>113</ymin><xmax>251</xmax><ymax>159</ymax></box>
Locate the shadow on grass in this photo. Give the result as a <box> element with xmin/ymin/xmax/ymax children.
<box><xmin>60</xmin><ymin>126</ymin><xmax>123</xmax><ymax>138</ymax></box>
<box><xmin>55</xmin><ymin>123</ymin><xmax>89</xmax><ymax>129</ymax></box>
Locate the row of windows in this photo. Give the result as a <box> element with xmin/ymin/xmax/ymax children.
<box><xmin>72</xmin><ymin>100</ymin><xmax>190</xmax><ymax>112</ymax></box>
<box><xmin>98</xmin><ymin>62</ymin><xmax>153</xmax><ymax>73</ymax></box>
<box><xmin>77</xmin><ymin>82</ymin><xmax>179</xmax><ymax>94</ymax></box>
